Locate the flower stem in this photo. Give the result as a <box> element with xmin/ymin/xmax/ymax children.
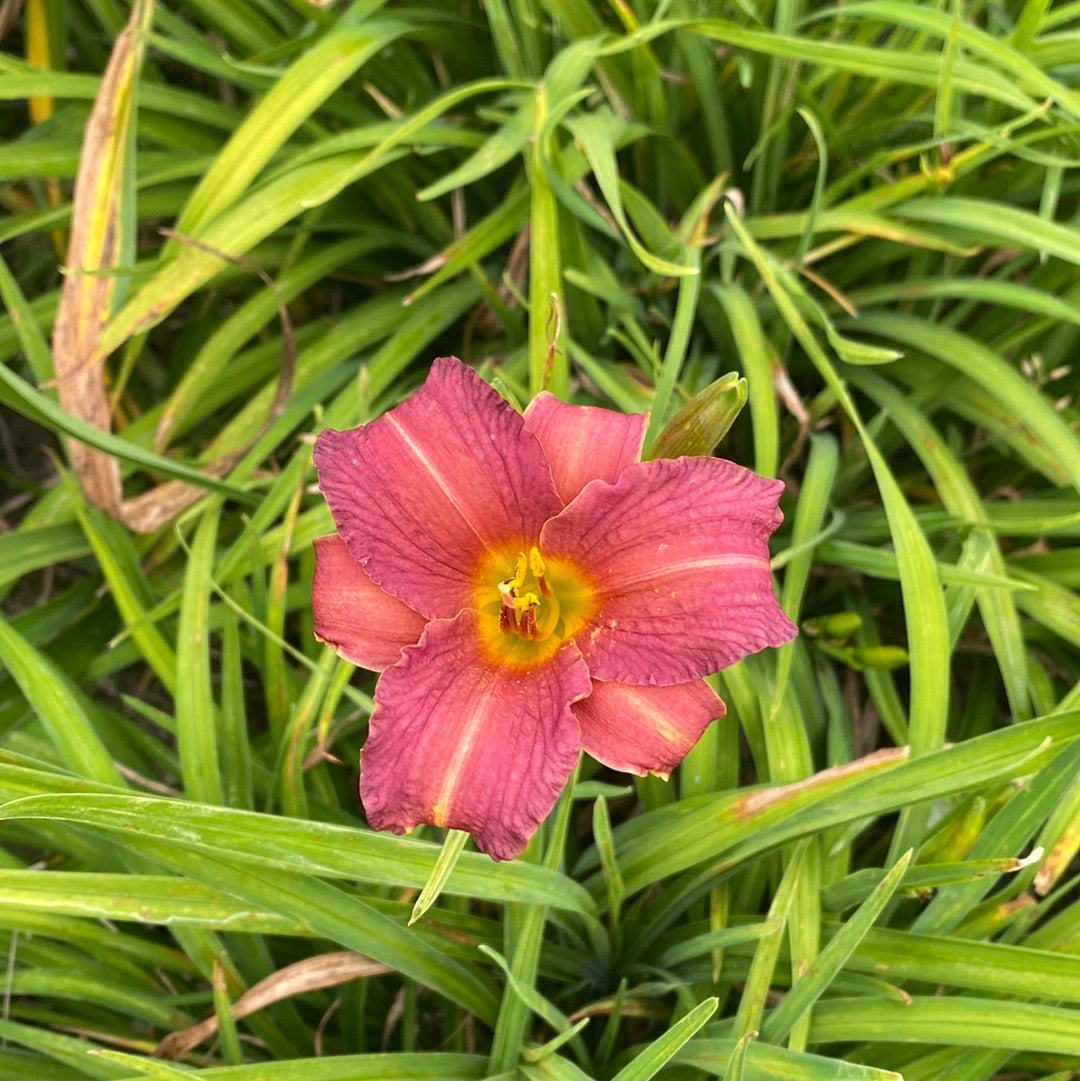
<box><xmin>643</xmin><ymin>244</ymin><xmax>701</xmax><ymax>454</ymax></box>
<box><xmin>528</xmin><ymin>81</ymin><xmax>568</xmax><ymax>400</ymax></box>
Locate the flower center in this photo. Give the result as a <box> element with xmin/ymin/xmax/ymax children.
<box><xmin>498</xmin><ymin>547</ymin><xmax>560</xmax><ymax>641</ymax></box>
<box><xmin>474</xmin><ymin>543</ymin><xmax>597</xmax><ymax>669</ymax></box>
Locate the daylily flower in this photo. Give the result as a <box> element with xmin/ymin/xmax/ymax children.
<box><xmin>312</xmin><ymin>357</ymin><xmax>796</xmax><ymax>860</ymax></box>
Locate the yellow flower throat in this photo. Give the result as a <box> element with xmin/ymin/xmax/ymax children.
<box><xmin>475</xmin><ymin>543</ymin><xmax>596</xmax><ymax>668</ymax></box>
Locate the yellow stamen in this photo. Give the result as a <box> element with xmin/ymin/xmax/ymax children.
<box><xmin>513</xmin><ymin>551</ymin><xmax>528</xmax><ymax>589</ymax></box>
<box><xmin>474</xmin><ymin>543</ymin><xmax>598</xmax><ymax>669</ymax></box>
<box><xmin>496</xmin><ymin>554</ymin><xmax>559</xmax><ymax>640</ymax></box>
<box><xmin>529</xmin><ymin>545</ymin><xmax>550</xmax><ymax>595</ymax></box>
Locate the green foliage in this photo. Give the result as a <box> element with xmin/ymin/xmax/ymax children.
<box><xmin>1</xmin><ymin>0</ymin><xmax>1078</xmax><ymax>1079</ymax></box>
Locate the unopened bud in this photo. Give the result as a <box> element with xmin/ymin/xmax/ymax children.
<box><xmin>804</xmin><ymin>612</ymin><xmax>862</xmax><ymax>639</ymax></box>
<box><xmin>648</xmin><ymin>373</ymin><xmax>747</xmax><ymax>459</ymax></box>
<box><xmin>846</xmin><ymin>645</ymin><xmax>909</xmax><ymax>671</ymax></box>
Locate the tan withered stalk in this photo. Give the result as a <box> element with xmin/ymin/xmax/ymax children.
<box><xmin>155</xmin><ymin>951</ymin><xmax>392</xmax><ymax>1060</ymax></box>
<box><xmin>51</xmin><ymin>0</ymin><xmax>292</xmax><ymax>533</ymax></box>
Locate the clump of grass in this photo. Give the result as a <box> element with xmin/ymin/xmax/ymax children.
<box><xmin>0</xmin><ymin>1</ymin><xmax>1078</xmax><ymax>1079</ymax></box>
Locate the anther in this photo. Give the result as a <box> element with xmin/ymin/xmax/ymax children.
<box><xmin>513</xmin><ymin>552</ymin><xmax>528</xmax><ymax>590</ymax></box>
<box><xmin>529</xmin><ymin>546</ymin><xmax>550</xmax><ymax>596</ymax></box>
<box><xmin>494</xmin><ymin>549</ymin><xmax>558</xmax><ymax>641</ymax></box>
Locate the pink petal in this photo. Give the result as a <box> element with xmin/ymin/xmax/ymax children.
<box><xmin>541</xmin><ymin>456</ymin><xmax>797</xmax><ymax>684</ymax></box>
<box><xmin>575</xmin><ymin>678</ymin><xmax>725</xmax><ymax>778</ymax></box>
<box><xmin>312</xmin><ymin>535</ymin><xmax>428</xmax><ymax>672</ymax></box>
<box><xmin>314</xmin><ymin>358</ymin><xmax>562</xmax><ymax>620</ymax></box>
<box><xmin>523</xmin><ymin>392</ymin><xmax>648</xmax><ymax>504</ymax></box>
<box><xmin>360</xmin><ymin>609</ymin><xmax>590</xmax><ymax>860</ymax></box>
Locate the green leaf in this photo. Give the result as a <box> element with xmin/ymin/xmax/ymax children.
<box><xmin>175</xmin><ymin>21</ymin><xmax>411</xmax><ymax>234</ymax></box>
<box><xmin>607</xmin><ymin>712</ymin><xmax>1078</xmax><ymax>892</ymax></box>
<box><xmin>566</xmin><ymin>111</ymin><xmax>695</xmax><ymax>278</ymax></box>
<box><xmin>806</xmin><ymin>996</ymin><xmax>1080</xmax><ymax>1055</ymax></box>
<box><xmin>679</xmin><ymin>1037</ymin><xmax>903</xmax><ymax>1080</ymax></box>
<box><xmin>611</xmin><ymin>998</ymin><xmax>719</xmax><ymax>1081</ymax></box>
<box><xmin>0</xmin><ymin>615</ymin><xmax>120</xmax><ymax>787</ymax></box>
<box><xmin>175</xmin><ymin>504</ymin><xmax>223</xmax><ymax>804</ymax></box>
<box><xmin>760</xmin><ymin>850</ymin><xmax>913</xmax><ymax>1043</ymax></box>
<box><xmin>410</xmin><ymin>829</ymin><xmax>470</xmax><ymax>925</ymax></box>
<box><xmin>0</xmin><ymin>361</ymin><xmax>251</xmax><ymax>502</ymax></box>
<box><xmin>0</xmin><ymin>793</ymin><xmax>597</xmax><ymax>914</ymax></box>
<box><xmin>851</xmin><ymin>311</ymin><xmax>1080</xmax><ymax>495</ymax></box>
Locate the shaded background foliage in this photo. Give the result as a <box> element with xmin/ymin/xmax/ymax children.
<box><xmin>0</xmin><ymin>0</ymin><xmax>1078</xmax><ymax>1079</ymax></box>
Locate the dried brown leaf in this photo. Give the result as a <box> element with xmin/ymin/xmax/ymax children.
<box><xmin>156</xmin><ymin>951</ymin><xmax>392</xmax><ymax>1059</ymax></box>
<box><xmin>50</xmin><ymin>2</ymin><xmax>294</xmax><ymax>535</ymax></box>
<box><xmin>51</xmin><ymin>0</ymin><xmax>149</xmax><ymax>518</ymax></box>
